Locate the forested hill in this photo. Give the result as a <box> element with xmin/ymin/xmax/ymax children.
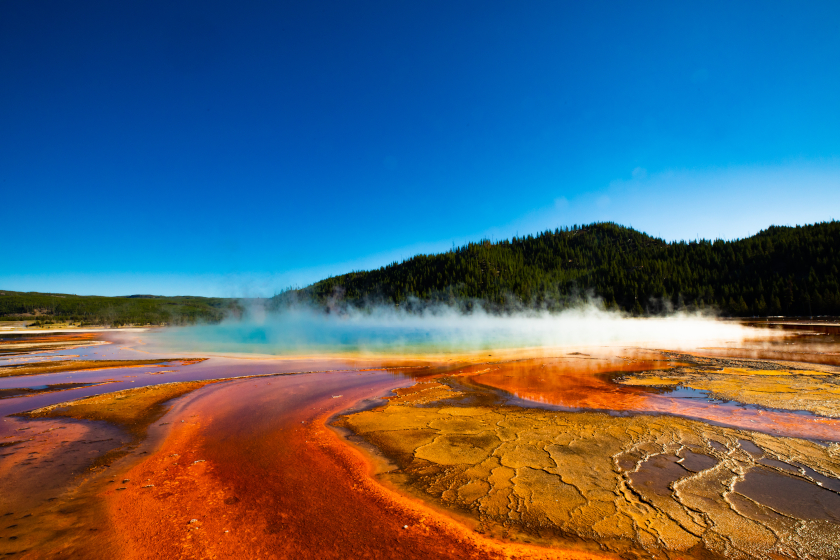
<box><xmin>283</xmin><ymin>221</ymin><xmax>840</xmax><ymax>316</ymax></box>
<box><xmin>3</xmin><ymin>221</ymin><xmax>838</xmax><ymax>325</ymax></box>
<box><xmin>0</xmin><ymin>292</ymin><xmax>240</xmax><ymax>326</ymax></box>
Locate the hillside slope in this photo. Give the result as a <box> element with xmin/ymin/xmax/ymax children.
<box><xmin>5</xmin><ymin>221</ymin><xmax>837</xmax><ymax>324</ymax></box>
<box><xmin>285</xmin><ymin>221</ymin><xmax>840</xmax><ymax>316</ymax></box>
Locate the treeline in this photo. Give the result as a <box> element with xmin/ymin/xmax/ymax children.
<box><xmin>5</xmin><ymin>221</ymin><xmax>838</xmax><ymax>323</ymax></box>
<box><xmin>0</xmin><ymin>292</ymin><xmax>240</xmax><ymax>326</ymax></box>
<box><xmin>279</xmin><ymin>221</ymin><xmax>840</xmax><ymax>316</ymax></box>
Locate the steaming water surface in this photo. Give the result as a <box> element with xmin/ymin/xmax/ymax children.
<box><xmin>144</xmin><ymin>307</ymin><xmax>763</xmax><ymax>355</ymax></box>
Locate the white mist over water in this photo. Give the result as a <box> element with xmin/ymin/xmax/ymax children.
<box><xmin>146</xmin><ymin>304</ymin><xmax>769</xmax><ymax>356</ymax></box>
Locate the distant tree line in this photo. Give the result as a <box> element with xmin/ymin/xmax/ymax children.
<box><xmin>5</xmin><ymin>221</ymin><xmax>837</xmax><ymax>324</ymax></box>
<box><xmin>0</xmin><ymin>292</ymin><xmax>240</xmax><ymax>326</ymax></box>
<box><xmin>278</xmin><ymin>221</ymin><xmax>840</xmax><ymax>317</ymax></box>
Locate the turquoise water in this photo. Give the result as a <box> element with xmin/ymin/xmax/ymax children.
<box><xmin>144</xmin><ymin>307</ymin><xmax>756</xmax><ymax>355</ymax></box>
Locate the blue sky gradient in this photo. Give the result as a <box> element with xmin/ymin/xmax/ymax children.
<box><xmin>2</xmin><ymin>1</ymin><xmax>839</xmax><ymax>296</ymax></box>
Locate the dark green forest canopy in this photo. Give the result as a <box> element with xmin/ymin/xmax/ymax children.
<box><xmin>0</xmin><ymin>292</ymin><xmax>240</xmax><ymax>326</ymax></box>
<box><xmin>279</xmin><ymin>221</ymin><xmax>840</xmax><ymax>317</ymax></box>
<box><xmin>3</xmin><ymin>221</ymin><xmax>837</xmax><ymax>325</ymax></box>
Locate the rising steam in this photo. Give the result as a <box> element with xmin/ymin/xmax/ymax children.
<box><xmin>146</xmin><ymin>300</ymin><xmax>768</xmax><ymax>356</ymax></box>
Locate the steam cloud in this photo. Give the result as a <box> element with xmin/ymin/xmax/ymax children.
<box><xmin>147</xmin><ymin>301</ymin><xmax>767</xmax><ymax>356</ymax></box>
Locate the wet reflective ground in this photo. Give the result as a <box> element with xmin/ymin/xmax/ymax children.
<box><xmin>0</xmin><ymin>323</ymin><xmax>838</xmax><ymax>559</ymax></box>
<box><xmin>463</xmin><ymin>352</ymin><xmax>840</xmax><ymax>441</ymax></box>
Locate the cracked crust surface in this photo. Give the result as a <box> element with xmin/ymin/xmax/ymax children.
<box><xmin>339</xmin><ymin>380</ymin><xmax>840</xmax><ymax>560</ymax></box>
<box><xmin>621</xmin><ymin>353</ymin><xmax>840</xmax><ymax>418</ymax></box>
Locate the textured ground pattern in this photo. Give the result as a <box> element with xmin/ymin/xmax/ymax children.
<box><xmin>342</xmin><ymin>382</ymin><xmax>840</xmax><ymax>560</ymax></box>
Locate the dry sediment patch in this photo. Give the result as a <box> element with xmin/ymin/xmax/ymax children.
<box><xmin>0</xmin><ymin>358</ymin><xmax>206</xmax><ymax>378</ymax></box>
<box><xmin>0</xmin><ymin>333</ymin><xmax>107</xmax><ymax>355</ymax></box>
<box><xmin>339</xmin><ymin>382</ymin><xmax>840</xmax><ymax>560</ymax></box>
<box><xmin>18</xmin><ymin>380</ymin><xmax>215</xmax><ymax>441</ymax></box>
<box><xmin>0</xmin><ymin>382</ymin><xmax>105</xmax><ymax>399</ymax></box>
<box><xmin>621</xmin><ymin>353</ymin><xmax>840</xmax><ymax>418</ymax></box>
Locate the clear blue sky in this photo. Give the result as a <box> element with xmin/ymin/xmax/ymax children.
<box><xmin>2</xmin><ymin>1</ymin><xmax>839</xmax><ymax>296</ymax></box>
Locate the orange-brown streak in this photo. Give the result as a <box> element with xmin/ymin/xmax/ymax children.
<box><xmin>103</xmin><ymin>373</ymin><xmax>612</xmax><ymax>560</ymax></box>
